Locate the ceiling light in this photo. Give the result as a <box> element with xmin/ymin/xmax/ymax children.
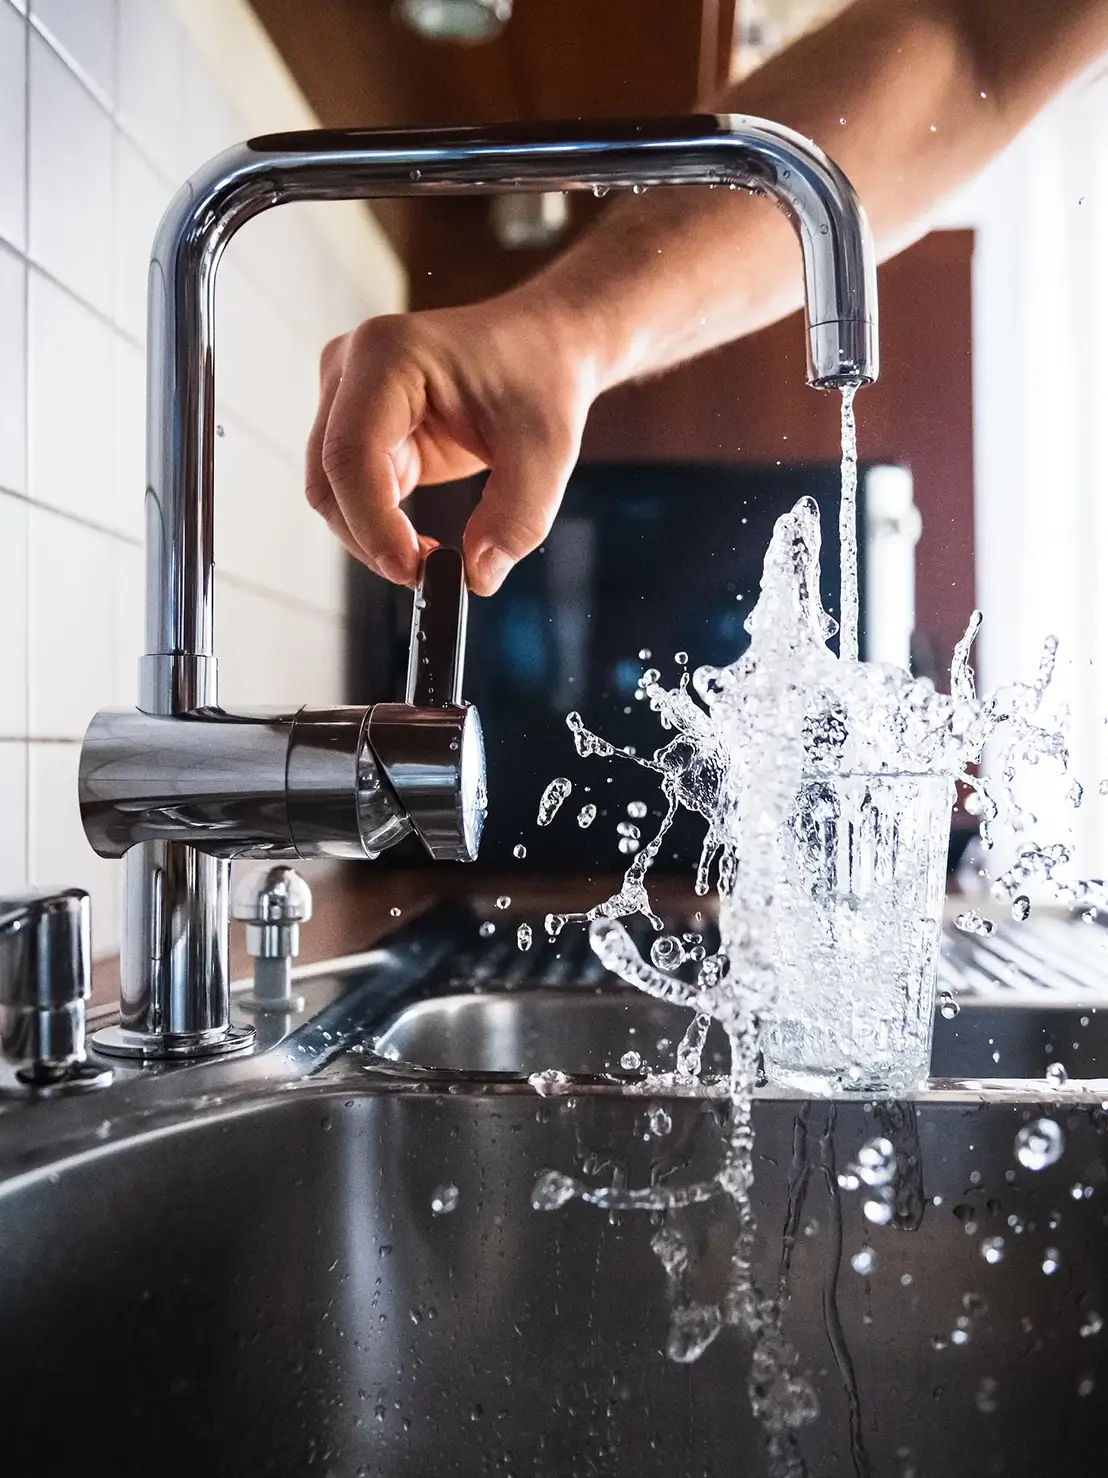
<box><xmin>394</xmin><ymin>0</ymin><xmax>511</xmax><ymax>43</ymax></box>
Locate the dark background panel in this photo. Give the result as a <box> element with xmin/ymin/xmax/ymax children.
<box><xmin>349</xmin><ymin>461</ymin><xmax>862</xmax><ymax>873</ymax></box>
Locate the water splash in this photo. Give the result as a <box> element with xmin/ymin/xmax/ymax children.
<box><xmin>537</xmin><ymin>776</ymin><xmax>571</xmax><ymax>826</ymax></box>
<box><xmin>532</xmin><ymin>481</ymin><xmax>1083</xmax><ymax>1468</ymax></box>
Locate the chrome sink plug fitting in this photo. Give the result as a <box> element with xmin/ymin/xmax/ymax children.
<box><xmin>0</xmin><ymin>889</ymin><xmax>112</xmax><ymax>1089</ymax></box>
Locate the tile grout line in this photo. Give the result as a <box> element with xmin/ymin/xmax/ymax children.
<box><xmin>0</xmin><ymin>484</ymin><xmax>343</xmax><ymax>623</ymax></box>
<box><xmin>21</xmin><ymin>0</ymin><xmax>30</xmax><ymax>881</ymax></box>
<box><xmin>27</xmin><ymin>9</ymin><xmax>115</xmax><ymax>119</ymax></box>
<box><xmin>0</xmin><ymin>481</ymin><xmax>143</xmax><ymax>547</ymax></box>
<box><xmin>0</xmin><ymin>736</ymin><xmax>79</xmax><ymax>746</ymax></box>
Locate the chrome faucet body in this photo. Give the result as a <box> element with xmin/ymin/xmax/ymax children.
<box><xmin>78</xmin><ymin>116</ymin><xmax>878</xmax><ymax>1060</ymax></box>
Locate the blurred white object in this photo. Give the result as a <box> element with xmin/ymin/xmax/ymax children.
<box><xmin>732</xmin><ymin>0</ymin><xmax>853</xmax><ymax>77</ymax></box>
<box><xmin>491</xmin><ymin>192</ymin><xmax>570</xmax><ymax>250</ymax></box>
<box><xmin>864</xmin><ymin>465</ymin><xmax>921</xmax><ymax>669</ymax></box>
<box><xmin>394</xmin><ymin>0</ymin><xmax>510</xmax><ymax>43</ymax></box>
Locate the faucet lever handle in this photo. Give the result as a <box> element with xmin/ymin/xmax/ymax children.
<box><xmin>405</xmin><ymin>546</ymin><xmax>468</xmax><ymax>708</ymax></box>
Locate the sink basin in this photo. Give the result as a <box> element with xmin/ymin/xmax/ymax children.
<box><xmin>2</xmin><ymin>906</ymin><xmax>1108</xmax><ymax>1476</ymax></box>
<box><xmin>3</xmin><ymin>1073</ymin><xmax>1108</xmax><ymax>1478</ymax></box>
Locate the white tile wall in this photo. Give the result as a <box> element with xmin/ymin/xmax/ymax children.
<box><xmin>0</xmin><ymin>0</ymin><xmax>405</xmax><ymax>954</ymax></box>
<box><xmin>0</xmin><ymin>242</ymin><xmax>26</xmax><ymax>495</ymax></box>
<box><xmin>0</xmin><ymin>491</ymin><xmax>27</xmax><ymax>736</ymax></box>
<box><xmin>31</xmin><ymin>0</ymin><xmax>116</xmax><ymax>102</ymax></box>
<box><xmin>28</xmin><ymin>32</ymin><xmax>115</xmax><ymax>316</ymax></box>
<box><xmin>27</xmin><ymin>268</ymin><xmax>116</xmax><ymax>526</ymax></box>
<box><xmin>0</xmin><ymin>744</ymin><xmax>27</xmax><ymax>892</ymax></box>
<box><xmin>0</xmin><ymin>1</ymin><xmax>27</xmax><ymax>253</ymax></box>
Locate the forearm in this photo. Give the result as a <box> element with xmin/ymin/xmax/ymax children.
<box><xmin>521</xmin><ymin>0</ymin><xmax>1108</xmax><ymax>391</ymax></box>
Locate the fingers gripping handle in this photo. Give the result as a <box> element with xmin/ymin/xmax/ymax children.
<box><xmin>368</xmin><ymin>546</ymin><xmax>487</xmax><ymax>862</ymax></box>
<box><xmin>406</xmin><ymin>547</ymin><xmax>469</xmax><ymax>707</ymax></box>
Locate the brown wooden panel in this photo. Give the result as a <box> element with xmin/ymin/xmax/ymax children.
<box><xmin>581</xmin><ymin>230</ymin><xmax>976</xmax><ymax>672</ymax></box>
<box><xmin>248</xmin><ymin>0</ymin><xmax>730</xmax><ymax>290</ymax></box>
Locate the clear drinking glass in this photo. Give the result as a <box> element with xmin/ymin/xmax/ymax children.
<box><xmin>757</xmin><ymin>772</ymin><xmax>953</xmax><ymax>1095</ymax></box>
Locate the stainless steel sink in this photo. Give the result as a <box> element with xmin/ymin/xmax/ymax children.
<box><xmin>1</xmin><ymin>905</ymin><xmax>1107</xmax><ymax>1477</ymax></box>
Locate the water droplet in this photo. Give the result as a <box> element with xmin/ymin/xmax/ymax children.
<box><xmin>667</xmin><ymin>1303</ymin><xmax>723</xmax><ymax>1364</ymax></box>
<box><xmin>650</xmin><ymin>934</ymin><xmax>686</xmax><ymax>970</ymax></box>
<box><xmin>513</xmin><ymin>843</ymin><xmax>527</xmax><ymax>859</ymax></box>
<box><xmin>495</xmin><ymin>894</ymin><xmax>511</xmax><ymax>910</ymax></box>
<box><xmin>532</xmin><ymin>1169</ymin><xmax>577</xmax><ymax>1209</ymax></box>
<box><xmin>1081</xmin><ymin>1310</ymin><xmax>1103</xmax><ymax>1338</ymax></box>
<box><xmin>1042</xmin><ymin>1247</ymin><xmax>1062</xmax><ymax>1275</ymax></box>
<box><xmin>1045</xmin><ymin>1061</ymin><xmax>1068</xmax><ymax>1089</ymax></box>
<box><xmin>838</xmin><ymin>1171</ymin><xmax>860</xmax><ymax>1191</ymax></box>
<box><xmin>638</xmin><ymin>647</ymin><xmax>652</xmax><ymax>660</ymax></box>
<box><xmin>1068</xmin><ymin>779</ymin><xmax>1084</xmax><ymax>808</ymax></box>
<box><xmin>618</xmin><ymin>837</ymin><xmax>640</xmax><ymax>855</ymax></box>
<box><xmin>389</xmin><ymin>906</ymin><xmax>402</xmax><ymax>917</ymax></box>
<box><xmin>1012</xmin><ymin>895</ymin><xmax>1031</xmax><ymax>921</ymax></box>
<box><xmin>544</xmin><ymin>912</ymin><xmax>566</xmax><ymax>938</ymax></box>
<box><xmin>631</xmin><ymin>183</ymin><xmax>647</xmax><ymax>195</ymax></box>
<box><xmin>1078</xmin><ymin>1375</ymin><xmax>1096</xmax><ymax>1397</ymax></box>
<box><xmin>648</xmin><ymin>1105</ymin><xmax>672</xmax><ymax>1138</ymax></box>
<box><xmin>591</xmin><ymin>183</ymin><xmax>609</xmax><ymax>198</ymax></box>
<box><xmin>975</xmin><ymin>1376</ymin><xmax>1000</xmax><ymax>1414</ymax></box>
<box><xmin>950</xmin><ymin>1327</ymin><xmax>970</xmax><ymax>1346</ymax></box>
<box><xmin>863</xmin><ymin>1197</ymin><xmax>894</xmax><ymax>1226</ymax></box>
<box><xmin>939</xmin><ymin>992</ymin><xmax>961</xmax><ymax>1019</ymax></box>
<box><xmin>955</xmin><ymin>910</ymin><xmax>995</xmax><ymax>936</ymax></box>
<box><xmin>576</xmin><ymin>804</ymin><xmax>597</xmax><ymax>829</ymax></box>
<box><xmin>1015</xmin><ymin>1118</ymin><xmax>1064</xmax><ymax>1170</ymax></box>
<box><xmin>627</xmin><ymin>800</ymin><xmax>648</xmax><ymax>819</ymax></box>
<box><xmin>851</xmin><ymin>1248</ymin><xmax>877</xmax><ymax>1275</ymax></box>
<box><xmin>674</xmin><ymin>650</ymin><xmax>688</xmax><ymax>665</ymax></box>
<box><xmin>409</xmin><ymin>168</ymin><xmax>422</xmax><ymax>180</ymax></box>
<box><xmin>431</xmin><ymin>1183</ymin><xmax>459</xmax><ymax>1215</ymax></box>
<box><xmin>529</xmin><ymin>1068</ymin><xmax>570</xmax><ymax>1097</ymax></box>
<box><xmin>215</xmin><ymin>423</ymin><xmax>225</xmax><ymax>438</ymax></box>
<box><xmin>855</xmin><ymin>1136</ymin><xmax>897</xmax><ymax>1187</ymax></box>
<box><xmin>516</xmin><ymin>922</ymin><xmax>532</xmax><ymax>951</ymax></box>
<box><xmin>1100</xmin><ymin>779</ymin><xmax>1108</xmax><ymax>796</ymax></box>
<box><xmin>620</xmin><ymin>1050</ymin><xmax>642</xmax><ymax>1071</ymax></box>
<box><xmin>479</xmin><ymin>921</ymin><xmax>496</xmax><ymax>938</ymax></box>
<box><xmin>980</xmin><ymin>1236</ymin><xmax>1005</xmax><ymax>1265</ymax></box>
<box><xmin>537</xmin><ymin>776</ymin><xmax>571</xmax><ymax>826</ymax></box>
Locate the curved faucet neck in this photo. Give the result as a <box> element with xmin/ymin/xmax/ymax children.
<box><xmin>142</xmin><ymin>115</ymin><xmax>877</xmax><ymax>703</ymax></box>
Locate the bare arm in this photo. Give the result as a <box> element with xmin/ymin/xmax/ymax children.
<box><xmin>307</xmin><ymin>0</ymin><xmax>1108</xmax><ymax>594</ymax></box>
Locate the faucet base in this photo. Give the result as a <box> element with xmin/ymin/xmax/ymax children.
<box><xmin>91</xmin><ymin>1023</ymin><xmax>255</xmax><ymax>1061</ymax></box>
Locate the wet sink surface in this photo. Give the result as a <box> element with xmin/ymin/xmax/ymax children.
<box><xmin>1</xmin><ymin>1074</ymin><xmax>1107</xmax><ymax>1473</ymax></box>
<box><xmin>3</xmin><ymin>907</ymin><xmax>1108</xmax><ymax>1477</ymax></box>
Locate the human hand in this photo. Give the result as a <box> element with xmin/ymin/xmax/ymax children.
<box><xmin>305</xmin><ymin>288</ymin><xmax>601</xmax><ymax>596</ymax></box>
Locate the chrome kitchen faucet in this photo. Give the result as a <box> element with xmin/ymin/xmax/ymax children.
<box><xmin>77</xmin><ymin>116</ymin><xmax>879</xmax><ymax>1060</ymax></box>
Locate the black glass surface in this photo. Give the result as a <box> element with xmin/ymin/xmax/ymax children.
<box><xmin>348</xmin><ymin>462</ymin><xmax>866</xmax><ymax>874</ymax></box>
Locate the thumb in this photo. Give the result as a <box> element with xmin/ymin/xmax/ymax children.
<box><xmin>462</xmin><ymin>424</ymin><xmax>579</xmax><ymax>596</ymax></box>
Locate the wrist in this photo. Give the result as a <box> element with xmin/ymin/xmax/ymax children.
<box><xmin>499</xmin><ymin>254</ymin><xmax>643</xmax><ymax>398</ymax></box>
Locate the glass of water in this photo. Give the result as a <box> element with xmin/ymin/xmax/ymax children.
<box><xmin>756</xmin><ymin>771</ymin><xmax>954</xmax><ymax>1095</ymax></box>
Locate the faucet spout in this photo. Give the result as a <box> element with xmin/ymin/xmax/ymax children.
<box><xmin>110</xmin><ymin>114</ymin><xmax>877</xmax><ymax>1059</ymax></box>
<box><xmin>147</xmin><ymin>115</ymin><xmax>877</xmax><ymax>685</ymax></box>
